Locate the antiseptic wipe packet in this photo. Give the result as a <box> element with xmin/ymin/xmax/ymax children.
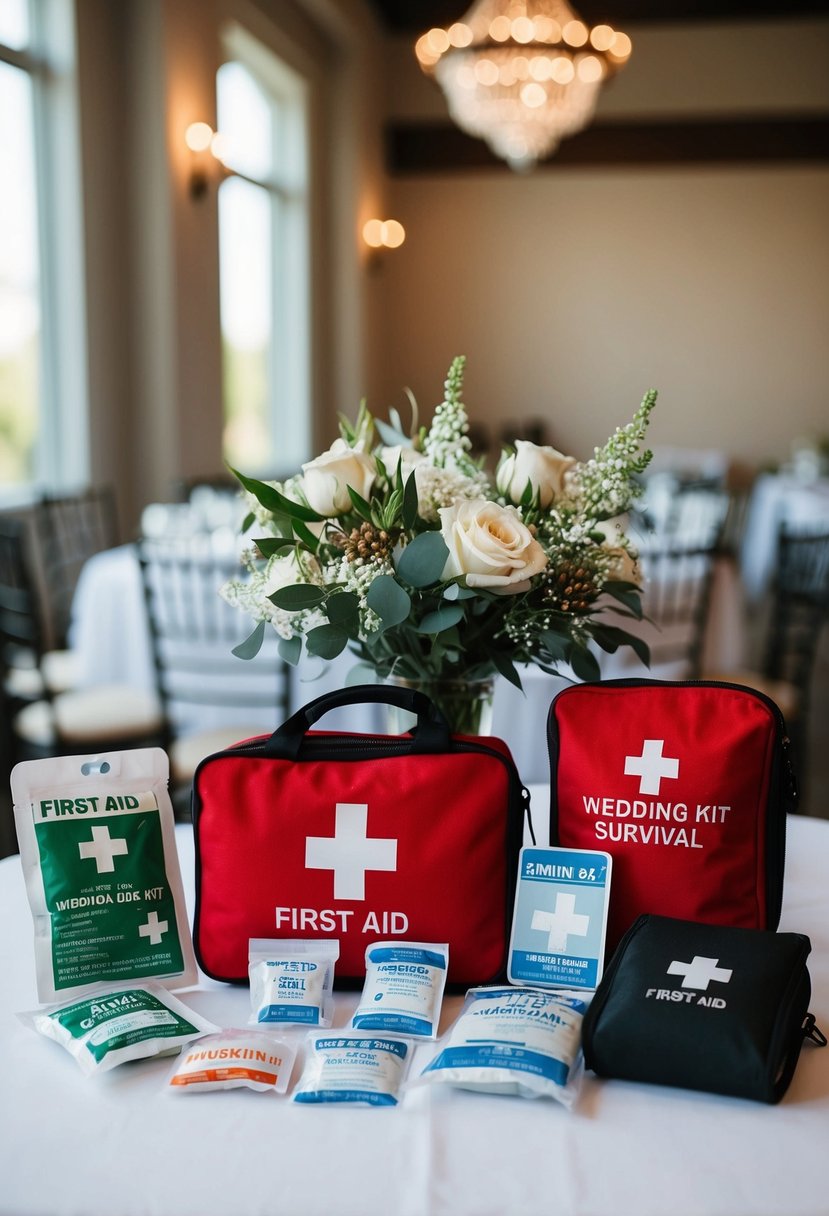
<box><xmin>248</xmin><ymin>939</ymin><xmax>339</xmax><ymax>1027</ymax></box>
<box><xmin>351</xmin><ymin>941</ymin><xmax>448</xmax><ymax>1039</ymax></box>
<box><xmin>292</xmin><ymin>1033</ymin><xmax>410</xmax><ymax>1106</ymax></box>
<box><xmin>11</xmin><ymin>749</ymin><xmax>196</xmax><ymax>1001</ymax></box>
<box><xmin>18</xmin><ymin>983</ymin><xmax>217</xmax><ymax>1077</ymax></box>
<box><xmin>417</xmin><ymin>986</ymin><xmax>587</xmax><ymax>1105</ymax></box>
<box><xmin>166</xmin><ymin>1029</ymin><xmax>297</xmax><ymax>1094</ymax></box>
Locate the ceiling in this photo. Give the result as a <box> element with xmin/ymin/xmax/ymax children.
<box><xmin>368</xmin><ymin>1</ymin><xmax>829</xmax><ymax>31</ymax></box>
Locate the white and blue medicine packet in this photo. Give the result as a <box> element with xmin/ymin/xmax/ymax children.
<box><xmin>508</xmin><ymin>846</ymin><xmax>612</xmax><ymax>991</ymax></box>
<box><xmin>417</xmin><ymin>986</ymin><xmax>587</xmax><ymax>1104</ymax></box>
<box><xmin>351</xmin><ymin>941</ymin><xmax>448</xmax><ymax>1039</ymax></box>
<box><xmin>292</xmin><ymin>1033</ymin><xmax>410</xmax><ymax>1106</ymax></box>
<box><xmin>248</xmin><ymin>939</ymin><xmax>339</xmax><ymax>1027</ymax></box>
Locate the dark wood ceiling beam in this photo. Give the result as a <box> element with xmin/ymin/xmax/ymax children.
<box><xmin>370</xmin><ymin>1</ymin><xmax>829</xmax><ymax>32</ymax></box>
<box><xmin>386</xmin><ymin>116</ymin><xmax>829</xmax><ymax>172</ymax></box>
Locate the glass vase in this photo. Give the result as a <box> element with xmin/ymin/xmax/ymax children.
<box><xmin>385</xmin><ymin>675</ymin><xmax>495</xmax><ymax>738</ymax></box>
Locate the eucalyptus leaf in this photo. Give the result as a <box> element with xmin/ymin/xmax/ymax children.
<box><xmin>443</xmin><ymin>582</ymin><xmax>460</xmax><ymax>601</ymax></box>
<box><xmin>374</xmin><ymin>417</ymin><xmax>410</xmax><ymax>447</ymax></box>
<box><xmin>270</xmin><ymin>584</ymin><xmax>326</xmax><ymax>611</ymax></box>
<box><xmin>395</xmin><ymin>531</ymin><xmax>449</xmax><ymax>588</ymax></box>
<box><xmin>416</xmin><ymin>605</ymin><xmax>464</xmax><ymax>634</ymax></box>
<box><xmin>345</xmin><ymin>662</ymin><xmax>379</xmax><ymax>687</ymax></box>
<box><xmin>278</xmin><ymin>635</ymin><xmax>302</xmax><ymax>666</ymax></box>
<box><xmin>366</xmin><ymin>575</ymin><xmax>411</xmax><ymax>627</ymax></box>
<box><xmin>326</xmin><ymin>591</ymin><xmax>361</xmax><ymax>629</ymax></box>
<box><xmin>231</xmin><ymin>619</ymin><xmax>266</xmax><ymax>660</ymax></box>
<box><xmin>306</xmin><ymin>623</ymin><xmax>349</xmax><ymax>660</ymax></box>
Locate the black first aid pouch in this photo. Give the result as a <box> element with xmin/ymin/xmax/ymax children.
<box><xmin>582</xmin><ymin>914</ymin><xmax>825</xmax><ymax>1104</ymax></box>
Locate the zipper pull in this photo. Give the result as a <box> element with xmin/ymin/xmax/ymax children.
<box><xmin>803</xmin><ymin>1014</ymin><xmax>827</xmax><ymax>1047</ymax></box>
<box><xmin>522</xmin><ymin>786</ymin><xmax>537</xmax><ymax>846</ymax></box>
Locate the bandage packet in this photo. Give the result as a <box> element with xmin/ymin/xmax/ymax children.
<box><xmin>166</xmin><ymin>1029</ymin><xmax>296</xmax><ymax>1094</ymax></box>
<box><xmin>248</xmin><ymin>938</ymin><xmax>339</xmax><ymax>1027</ymax></box>
<box><xmin>11</xmin><ymin>749</ymin><xmax>196</xmax><ymax>1002</ymax></box>
<box><xmin>292</xmin><ymin>1033</ymin><xmax>410</xmax><ymax>1106</ymax></box>
<box><xmin>417</xmin><ymin>986</ymin><xmax>587</xmax><ymax>1105</ymax></box>
<box><xmin>351</xmin><ymin>941</ymin><xmax>448</xmax><ymax>1039</ymax></box>
<box><xmin>18</xmin><ymin>983</ymin><xmax>218</xmax><ymax>1077</ymax></box>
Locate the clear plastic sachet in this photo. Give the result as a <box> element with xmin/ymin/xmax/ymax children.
<box><xmin>166</xmin><ymin>1029</ymin><xmax>296</xmax><ymax>1094</ymax></box>
<box><xmin>18</xmin><ymin>983</ymin><xmax>218</xmax><ymax>1077</ymax></box>
<box><xmin>417</xmin><ymin>985</ymin><xmax>587</xmax><ymax>1105</ymax></box>
<box><xmin>351</xmin><ymin>941</ymin><xmax>448</xmax><ymax>1039</ymax></box>
<box><xmin>248</xmin><ymin>939</ymin><xmax>339</xmax><ymax>1027</ymax></box>
<box><xmin>292</xmin><ymin>1033</ymin><xmax>410</xmax><ymax>1106</ymax></box>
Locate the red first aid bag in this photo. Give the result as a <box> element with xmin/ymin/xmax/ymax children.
<box><xmin>193</xmin><ymin>685</ymin><xmax>530</xmax><ymax>987</ymax></box>
<box><xmin>548</xmin><ymin>680</ymin><xmax>795</xmax><ymax>953</ymax></box>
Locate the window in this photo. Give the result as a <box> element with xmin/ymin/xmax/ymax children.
<box><xmin>217</xmin><ymin>27</ymin><xmax>310</xmax><ymax>476</ymax></box>
<box><xmin>0</xmin><ymin>0</ymin><xmax>86</xmax><ymax>497</ymax></box>
<box><xmin>0</xmin><ymin>4</ymin><xmax>40</xmax><ymax>488</ymax></box>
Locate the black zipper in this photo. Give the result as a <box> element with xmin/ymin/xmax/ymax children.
<box><xmin>582</xmin><ymin>912</ymin><xmax>649</xmax><ymax>1071</ymax></box>
<box><xmin>546</xmin><ymin>678</ymin><xmax>792</xmax><ymax>929</ymax></box>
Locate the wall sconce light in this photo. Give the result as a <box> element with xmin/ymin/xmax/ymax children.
<box><xmin>184</xmin><ymin>122</ymin><xmax>229</xmax><ymax>199</ymax></box>
<box><xmin>362</xmin><ymin>218</ymin><xmax>406</xmax><ymax>251</ymax></box>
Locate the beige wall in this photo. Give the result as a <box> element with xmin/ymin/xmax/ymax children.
<box><xmin>367</xmin><ymin>21</ymin><xmax>829</xmax><ymax>469</ymax></box>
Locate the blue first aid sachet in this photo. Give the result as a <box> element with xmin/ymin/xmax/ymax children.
<box><xmin>508</xmin><ymin>846</ymin><xmax>612</xmax><ymax>991</ymax></box>
<box><xmin>351</xmin><ymin>941</ymin><xmax>448</xmax><ymax>1039</ymax></box>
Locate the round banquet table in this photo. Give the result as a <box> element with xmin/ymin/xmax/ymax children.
<box><xmin>1</xmin><ymin>791</ymin><xmax>828</xmax><ymax>1216</ymax></box>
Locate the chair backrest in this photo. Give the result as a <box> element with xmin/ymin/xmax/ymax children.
<box><xmin>138</xmin><ymin>538</ymin><xmax>290</xmax><ymax>739</ymax></box>
<box><xmin>38</xmin><ymin>486</ymin><xmax>119</xmax><ymax>647</ymax></box>
<box><xmin>636</xmin><ymin>541</ymin><xmax>720</xmax><ymax>678</ymax></box>
<box><xmin>764</xmin><ymin>528</ymin><xmax>829</xmax><ymax>703</ymax></box>
<box><xmin>0</xmin><ymin>515</ymin><xmax>46</xmax><ymax>669</ymax></box>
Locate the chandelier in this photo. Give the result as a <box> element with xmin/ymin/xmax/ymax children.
<box><xmin>415</xmin><ymin>0</ymin><xmax>631</xmax><ymax>171</ymax></box>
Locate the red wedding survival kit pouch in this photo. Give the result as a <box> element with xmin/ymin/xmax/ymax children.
<box><xmin>193</xmin><ymin>685</ymin><xmax>530</xmax><ymax>988</ymax></box>
<box><xmin>548</xmin><ymin>680</ymin><xmax>795</xmax><ymax>953</ymax></box>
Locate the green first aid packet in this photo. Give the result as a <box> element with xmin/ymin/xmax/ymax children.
<box><xmin>12</xmin><ymin>749</ymin><xmax>197</xmax><ymax>1002</ymax></box>
<box><xmin>19</xmin><ymin>983</ymin><xmax>218</xmax><ymax>1076</ymax></box>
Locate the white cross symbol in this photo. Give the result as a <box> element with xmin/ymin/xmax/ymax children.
<box><xmin>138</xmin><ymin>911</ymin><xmax>169</xmax><ymax>946</ymax></box>
<box><xmin>305</xmin><ymin>803</ymin><xmax>397</xmax><ymax>901</ymax></box>
<box><xmin>531</xmin><ymin>893</ymin><xmax>590</xmax><ymax>953</ymax></box>
<box><xmin>77</xmin><ymin>825</ymin><xmax>129</xmax><ymax>873</ymax></box>
<box><xmin>667</xmin><ymin>956</ymin><xmax>733</xmax><ymax>990</ymax></box>
<box><xmin>624</xmin><ymin>739</ymin><xmax>680</xmax><ymax>796</ymax></box>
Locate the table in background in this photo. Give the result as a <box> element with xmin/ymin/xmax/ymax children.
<box><xmin>740</xmin><ymin>472</ymin><xmax>829</xmax><ymax>601</ymax></box>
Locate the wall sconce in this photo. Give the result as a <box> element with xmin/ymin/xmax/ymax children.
<box><xmin>362</xmin><ymin>219</ymin><xmax>406</xmax><ymax>252</ymax></box>
<box><xmin>184</xmin><ymin>122</ymin><xmax>229</xmax><ymax>199</ymax></box>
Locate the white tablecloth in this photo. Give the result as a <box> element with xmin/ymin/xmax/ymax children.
<box><xmin>740</xmin><ymin>473</ymin><xmax>829</xmax><ymax>601</ymax></box>
<box><xmin>1</xmin><ymin>796</ymin><xmax>828</xmax><ymax>1216</ymax></box>
<box><xmin>69</xmin><ymin>547</ymin><xmax>744</xmax><ymax>783</ymax></box>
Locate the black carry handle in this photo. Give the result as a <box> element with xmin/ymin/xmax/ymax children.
<box><xmin>262</xmin><ymin>683</ymin><xmax>452</xmax><ymax>760</ymax></box>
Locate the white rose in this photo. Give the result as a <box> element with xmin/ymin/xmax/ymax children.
<box><xmin>496</xmin><ymin>440</ymin><xmax>577</xmax><ymax>508</ymax></box>
<box><xmin>300</xmin><ymin>439</ymin><xmax>376</xmax><ymax>517</ymax></box>
<box><xmin>439</xmin><ymin>498</ymin><xmax>548</xmax><ymax>594</ymax></box>
<box><xmin>595</xmin><ymin>514</ymin><xmax>640</xmax><ymax>584</ymax></box>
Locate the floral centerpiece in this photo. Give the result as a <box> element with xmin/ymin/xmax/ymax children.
<box><xmin>222</xmin><ymin>357</ymin><xmax>656</xmax><ymax>733</ymax></box>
